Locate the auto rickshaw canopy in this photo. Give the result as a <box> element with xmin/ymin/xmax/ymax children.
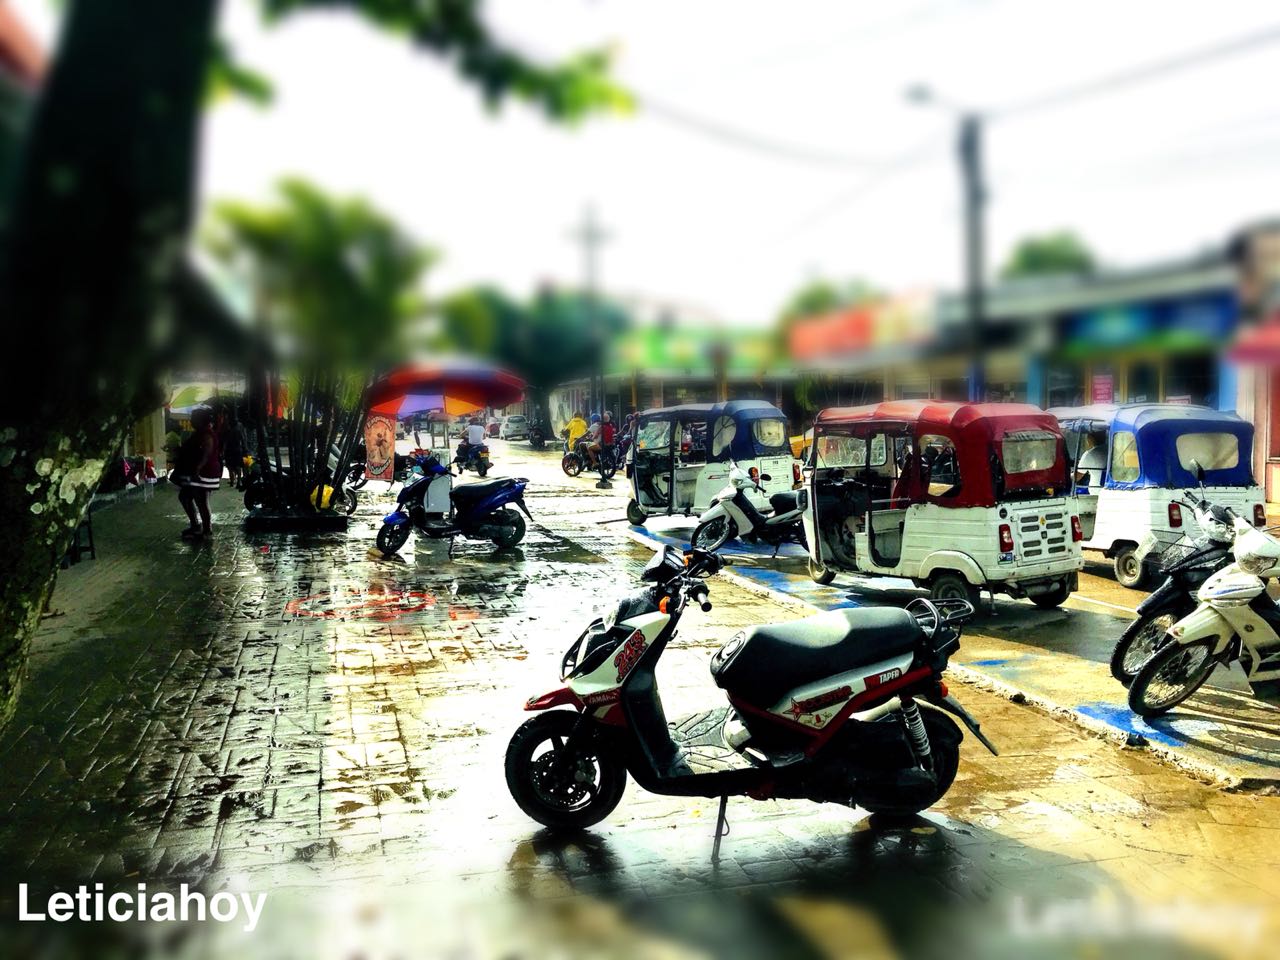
<box><xmin>635</xmin><ymin>400</ymin><xmax>790</xmax><ymax>462</ymax></box>
<box><xmin>1051</xmin><ymin>403</ymin><xmax>1255</xmax><ymax>490</ymax></box>
<box><xmin>814</xmin><ymin>400</ymin><xmax>1070</xmax><ymax>508</ymax></box>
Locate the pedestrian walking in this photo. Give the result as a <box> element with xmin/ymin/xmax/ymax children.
<box><xmin>173</xmin><ymin>406</ymin><xmax>221</xmax><ymax>540</ymax></box>
<box><xmin>223</xmin><ymin>413</ymin><xmax>247</xmax><ymax>490</ymax></box>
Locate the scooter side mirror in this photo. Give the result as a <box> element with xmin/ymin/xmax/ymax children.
<box><xmin>759</xmin><ymin>474</ymin><xmax>772</xmax><ymax>482</ymax></box>
<box><xmin>1189</xmin><ymin>458</ymin><xmax>1206</xmax><ymax>484</ymax></box>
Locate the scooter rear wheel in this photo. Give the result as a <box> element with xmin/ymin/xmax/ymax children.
<box><xmin>859</xmin><ymin>710</ymin><xmax>962</xmax><ymax>817</ymax></box>
<box><xmin>505</xmin><ymin>712</ymin><xmax>626</xmax><ymax>830</ymax></box>
<box><xmin>492</xmin><ymin>507</ymin><xmax>526</xmax><ymax>548</ymax></box>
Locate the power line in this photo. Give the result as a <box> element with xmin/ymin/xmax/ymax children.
<box><xmin>992</xmin><ymin>22</ymin><xmax>1280</xmax><ymax>120</ymax></box>
<box><xmin>639</xmin><ymin>95</ymin><xmax>886</xmax><ymax>169</ymax></box>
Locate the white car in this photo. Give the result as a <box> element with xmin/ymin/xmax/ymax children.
<box><xmin>500</xmin><ymin>415</ymin><xmax>529</xmax><ymax>440</ymax></box>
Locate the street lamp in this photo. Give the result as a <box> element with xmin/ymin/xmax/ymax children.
<box><xmin>908</xmin><ymin>84</ymin><xmax>987</xmax><ymax>403</ymax></box>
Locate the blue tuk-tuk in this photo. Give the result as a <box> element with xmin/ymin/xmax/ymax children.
<box><xmin>1051</xmin><ymin>403</ymin><xmax>1264</xmax><ymax>587</ymax></box>
<box><xmin>624</xmin><ymin>400</ymin><xmax>797</xmax><ymax>526</ymax></box>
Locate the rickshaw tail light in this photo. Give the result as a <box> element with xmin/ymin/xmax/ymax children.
<box><xmin>793</xmin><ymin>462</ymin><xmax>802</xmax><ymax>486</ymax></box>
<box><xmin>1071</xmin><ymin>516</ymin><xmax>1083</xmax><ymax>542</ymax></box>
<box><xmin>998</xmin><ymin>524</ymin><xmax>1014</xmax><ymax>553</ymax></box>
<box><xmin>749</xmin><ymin>467</ymin><xmax>760</xmax><ymax>482</ymax></box>
<box><xmin>1255</xmin><ymin>504</ymin><xmax>1267</xmax><ymax>528</ymax></box>
<box><xmin>1168</xmin><ymin>503</ymin><xmax>1183</xmax><ymax>528</ymax></box>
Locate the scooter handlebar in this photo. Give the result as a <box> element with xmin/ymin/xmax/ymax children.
<box><xmin>688</xmin><ymin>583</ymin><xmax>712</xmax><ymax>612</ymax></box>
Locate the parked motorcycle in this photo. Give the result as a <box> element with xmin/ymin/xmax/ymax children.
<box><xmin>1109</xmin><ymin>494</ymin><xmax>1235</xmax><ymax>685</ymax></box>
<box><xmin>692</xmin><ymin>463</ymin><xmax>806</xmax><ymax>554</ymax></box>
<box><xmin>1128</xmin><ymin>477</ymin><xmax>1280</xmax><ymax>718</ymax></box>
<box><xmin>454</xmin><ymin>441</ymin><xmax>491</xmax><ymax>477</ymax></box>
<box><xmin>376</xmin><ymin>452</ymin><xmax>531</xmax><ymax>555</ymax></box>
<box><xmin>505</xmin><ymin>545</ymin><xmax>997</xmax><ymax>848</ymax></box>
<box><xmin>244</xmin><ymin>464</ymin><xmax>358</xmax><ymax>516</ymax></box>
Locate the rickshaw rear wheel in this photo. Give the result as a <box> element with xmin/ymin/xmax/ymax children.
<box><xmin>930</xmin><ymin>572</ymin><xmax>979</xmax><ymax>607</ymax></box>
<box><xmin>626</xmin><ymin>500</ymin><xmax>647</xmax><ymax>526</ymax></box>
<box><xmin>1030</xmin><ymin>581</ymin><xmax>1071</xmax><ymax>610</ymax></box>
<box><xmin>808</xmin><ymin>557</ymin><xmax>836</xmax><ymax>585</ymax></box>
<box><xmin>1113</xmin><ymin>543</ymin><xmax>1147</xmax><ymax>589</ymax></box>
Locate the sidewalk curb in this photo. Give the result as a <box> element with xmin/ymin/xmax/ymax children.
<box><xmin>623</xmin><ymin>526</ymin><xmax>1266</xmax><ymax>792</ymax></box>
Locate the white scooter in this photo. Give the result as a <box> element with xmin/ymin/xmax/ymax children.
<box><xmin>691</xmin><ymin>463</ymin><xmax>807</xmax><ymax>554</ymax></box>
<box><xmin>1128</xmin><ymin>484</ymin><xmax>1280</xmax><ymax>718</ymax></box>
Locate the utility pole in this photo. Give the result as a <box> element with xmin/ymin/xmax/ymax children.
<box><xmin>959</xmin><ymin>113</ymin><xmax>986</xmax><ymax>403</ymax></box>
<box><xmin>908</xmin><ymin>85</ymin><xmax>988</xmax><ymax>403</ymax></box>
<box><xmin>570</xmin><ymin>205</ymin><xmax>610</xmax><ymax>416</ymax></box>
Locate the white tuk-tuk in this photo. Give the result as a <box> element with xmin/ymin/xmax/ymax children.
<box><xmin>803</xmin><ymin>401</ymin><xmax>1085</xmax><ymax>609</ymax></box>
<box><xmin>1052</xmin><ymin>404</ymin><xmax>1265</xmax><ymax>588</ymax></box>
<box><xmin>624</xmin><ymin>401</ymin><xmax>798</xmax><ymax>526</ymax></box>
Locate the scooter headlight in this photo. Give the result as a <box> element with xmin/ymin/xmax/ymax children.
<box><xmin>1238</xmin><ymin>553</ymin><xmax>1274</xmax><ymax>576</ymax></box>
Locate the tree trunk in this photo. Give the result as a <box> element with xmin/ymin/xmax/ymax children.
<box><xmin>0</xmin><ymin>0</ymin><xmax>218</xmax><ymax>729</ymax></box>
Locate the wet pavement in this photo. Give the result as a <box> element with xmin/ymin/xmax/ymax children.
<box><xmin>0</xmin><ymin>441</ymin><xmax>1277</xmax><ymax>958</ymax></box>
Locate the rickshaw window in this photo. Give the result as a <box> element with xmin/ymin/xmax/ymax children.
<box><xmin>711</xmin><ymin>416</ymin><xmax>737</xmax><ymax>458</ymax></box>
<box><xmin>751</xmin><ymin>419</ymin><xmax>788</xmax><ymax>454</ymax></box>
<box><xmin>1110</xmin><ymin>431</ymin><xmax>1140</xmax><ymax>483</ymax></box>
<box><xmin>920</xmin><ymin>434</ymin><xmax>962</xmax><ymax>498</ymax></box>
<box><xmin>1001</xmin><ymin>431</ymin><xmax>1059</xmax><ymax>474</ymax></box>
<box><xmin>1175</xmin><ymin>432</ymin><xmax>1239</xmax><ymax>471</ymax></box>
<box><xmin>637</xmin><ymin>420</ymin><xmax>672</xmax><ymax>451</ymax></box>
<box><xmin>815</xmin><ymin>432</ymin><xmax>885</xmax><ymax>469</ymax></box>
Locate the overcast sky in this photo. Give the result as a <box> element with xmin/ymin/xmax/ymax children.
<box><xmin>16</xmin><ymin>0</ymin><xmax>1280</xmax><ymax>324</ymax></box>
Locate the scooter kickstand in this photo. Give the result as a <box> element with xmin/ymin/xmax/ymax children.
<box><xmin>711</xmin><ymin>795</ymin><xmax>730</xmax><ymax>863</ymax></box>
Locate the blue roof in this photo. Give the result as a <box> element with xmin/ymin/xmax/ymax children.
<box><xmin>1052</xmin><ymin>403</ymin><xmax>1255</xmax><ymax>489</ymax></box>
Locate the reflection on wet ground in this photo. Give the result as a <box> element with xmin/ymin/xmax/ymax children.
<box><xmin>0</xmin><ymin>445</ymin><xmax>1277</xmax><ymax>958</ymax></box>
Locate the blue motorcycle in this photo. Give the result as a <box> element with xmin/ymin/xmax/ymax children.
<box><xmin>376</xmin><ymin>453</ymin><xmax>531</xmax><ymax>555</ymax></box>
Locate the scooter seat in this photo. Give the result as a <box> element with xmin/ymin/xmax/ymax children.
<box><xmin>710</xmin><ymin>607</ymin><xmax>921</xmax><ymax>709</ymax></box>
<box><xmin>451</xmin><ymin>478</ymin><xmax>516</xmax><ymax>502</ymax></box>
<box><xmin>769</xmin><ymin>491</ymin><xmax>800</xmax><ymax>515</ymax></box>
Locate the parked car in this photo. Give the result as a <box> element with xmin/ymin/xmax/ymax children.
<box><xmin>500</xmin><ymin>415</ymin><xmax>530</xmax><ymax>440</ymax></box>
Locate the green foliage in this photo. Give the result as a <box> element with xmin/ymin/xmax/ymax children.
<box><xmin>205</xmin><ymin>38</ymin><xmax>275</xmax><ymax>108</ymax></box>
<box><xmin>436</xmin><ymin>285</ymin><xmax>629</xmax><ymax>391</ymax></box>
<box><xmin>776</xmin><ymin>277</ymin><xmax>880</xmax><ymax>329</ymax></box>
<box><xmin>218</xmin><ymin>0</ymin><xmax>632</xmax><ymax>119</ymax></box>
<box><xmin>1000</xmin><ymin>231</ymin><xmax>1096</xmax><ymax>280</ymax></box>
<box><xmin>206</xmin><ymin>178</ymin><xmax>436</xmax><ymax>376</ymax></box>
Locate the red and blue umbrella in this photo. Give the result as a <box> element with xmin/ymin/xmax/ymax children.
<box><xmin>367</xmin><ymin>362</ymin><xmax>525</xmax><ymax>418</ymax></box>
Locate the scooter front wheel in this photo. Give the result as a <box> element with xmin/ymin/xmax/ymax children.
<box><xmin>376</xmin><ymin>523</ymin><xmax>411</xmax><ymax>557</ymax></box>
<box><xmin>692</xmin><ymin>516</ymin><xmax>736</xmax><ymax>551</ymax></box>
<box><xmin>1128</xmin><ymin>639</ymin><xmax>1217</xmax><ymax>718</ymax></box>
<box><xmin>505</xmin><ymin>712</ymin><xmax>626</xmax><ymax>830</ymax></box>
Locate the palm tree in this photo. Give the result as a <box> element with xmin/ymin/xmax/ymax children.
<box><xmin>206</xmin><ymin>178</ymin><xmax>436</xmax><ymax>515</ymax></box>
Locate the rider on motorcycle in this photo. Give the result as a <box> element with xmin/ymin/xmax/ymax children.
<box><xmin>458</xmin><ymin>417</ymin><xmax>488</xmax><ymax>463</ymax></box>
<box><xmin>584</xmin><ymin>413</ymin><xmax>604</xmax><ymax>468</ymax></box>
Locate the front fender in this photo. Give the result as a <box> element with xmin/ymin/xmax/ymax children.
<box><xmin>524</xmin><ymin>687</ymin><xmax>583</xmax><ymax>711</ymax></box>
<box><xmin>382</xmin><ymin>509</ymin><xmax>409</xmax><ymax>525</ymax></box>
<box><xmin>919</xmin><ymin>550</ymin><xmax>985</xmax><ymax>586</ymax></box>
<box><xmin>1169</xmin><ymin>605</ymin><xmax>1235</xmax><ymax>655</ymax></box>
